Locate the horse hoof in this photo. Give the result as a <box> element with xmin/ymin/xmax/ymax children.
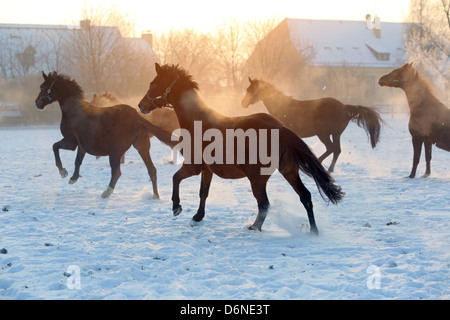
<box><xmin>60</xmin><ymin>168</ymin><xmax>68</xmax><ymax>178</ymax></box>
<box><xmin>173</xmin><ymin>205</ymin><xmax>182</xmax><ymax>216</ymax></box>
<box><xmin>151</xmin><ymin>194</ymin><xmax>160</xmax><ymax>200</ymax></box>
<box><xmin>68</xmin><ymin>179</ymin><xmax>77</xmax><ymax>184</ymax></box>
<box><xmin>310</xmin><ymin>228</ymin><xmax>320</xmax><ymax>236</ymax></box>
<box><xmin>192</xmin><ymin>214</ymin><xmax>204</xmax><ymax>222</ymax></box>
<box><xmin>248</xmin><ymin>225</ymin><xmax>262</xmax><ymax>232</ymax></box>
<box><xmin>101</xmin><ymin>187</ymin><xmax>114</xmax><ymax>198</ymax></box>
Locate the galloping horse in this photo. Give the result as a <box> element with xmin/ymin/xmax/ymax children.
<box><xmin>138</xmin><ymin>64</ymin><xmax>344</xmax><ymax>235</ymax></box>
<box><xmin>35</xmin><ymin>71</ymin><xmax>176</xmax><ymax>198</ymax></box>
<box><xmin>91</xmin><ymin>91</ymin><xmax>180</xmax><ymax>164</ymax></box>
<box><xmin>242</xmin><ymin>78</ymin><xmax>384</xmax><ymax>172</ymax></box>
<box><xmin>379</xmin><ymin>62</ymin><xmax>450</xmax><ymax>178</ymax></box>
<box><xmin>91</xmin><ymin>92</ymin><xmax>180</xmax><ymax>137</ymax></box>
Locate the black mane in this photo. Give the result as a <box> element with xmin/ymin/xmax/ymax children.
<box><xmin>159</xmin><ymin>64</ymin><xmax>199</xmax><ymax>92</ymax></box>
<box><xmin>49</xmin><ymin>72</ymin><xmax>84</xmax><ymax>99</ymax></box>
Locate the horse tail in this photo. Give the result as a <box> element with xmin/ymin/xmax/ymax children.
<box><xmin>279</xmin><ymin>127</ymin><xmax>344</xmax><ymax>205</ymax></box>
<box><xmin>138</xmin><ymin>116</ymin><xmax>178</xmax><ymax>149</ymax></box>
<box><xmin>345</xmin><ymin>105</ymin><xmax>383</xmax><ymax>148</ymax></box>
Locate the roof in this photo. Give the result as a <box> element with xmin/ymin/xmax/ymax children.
<box><xmin>286</xmin><ymin>18</ymin><xmax>411</xmax><ymax>68</ymax></box>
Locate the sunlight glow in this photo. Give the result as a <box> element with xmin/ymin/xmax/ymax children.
<box><xmin>1</xmin><ymin>0</ymin><xmax>411</xmax><ymax>34</ymax></box>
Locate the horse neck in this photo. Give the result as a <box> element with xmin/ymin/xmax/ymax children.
<box><xmin>401</xmin><ymin>77</ymin><xmax>437</xmax><ymax>114</ymax></box>
<box><xmin>261</xmin><ymin>88</ymin><xmax>292</xmax><ymax>116</ymax></box>
<box><xmin>173</xmin><ymin>90</ymin><xmax>219</xmax><ymax>129</ymax></box>
<box><xmin>59</xmin><ymin>96</ymin><xmax>88</xmax><ymax>118</ymax></box>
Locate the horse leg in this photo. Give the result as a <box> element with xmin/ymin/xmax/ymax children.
<box><xmin>192</xmin><ymin>170</ymin><xmax>213</xmax><ymax>222</ymax></box>
<box><xmin>172</xmin><ymin>164</ymin><xmax>201</xmax><ymax>216</ymax></box>
<box><xmin>135</xmin><ymin>139</ymin><xmax>159</xmax><ymax>199</ymax></box>
<box><xmin>102</xmin><ymin>154</ymin><xmax>122</xmax><ymax>198</ymax></box>
<box><xmin>52</xmin><ymin>139</ymin><xmax>77</xmax><ymax>178</ymax></box>
<box><xmin>317</xmin><ymin>134</ymin><xmax>334</xmax><ymax>167</ymax></box>
<box><xmin>328</xmin><ymin>133</ymin><xmax>342</xmax><ymax>173</ymax></box>
<box><xmin>282</xmin><ymin>171</ymin><xmax>318</xmax><ymax>235</ymax></box>
<box><xmin>409</xmin><ymin>135</ymin><xmax>423</xmax><ymax>178</ymax></box>
<box><xmin>69</xmin><ymin>147</ymin><xmax>86</xmax><ymax>184</ymax></box>
<box><xmin>248</xmin><ymin>176</ymin><xmax>270</xmax><ymax>231</ymax></box>
<box><xmin>423</xmin><ymin>140</ymin><xmax>432</xmax><ymax>177</ymax></box>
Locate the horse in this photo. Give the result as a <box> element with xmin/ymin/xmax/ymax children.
<box><xmin>34</xmin><ymin>71</ymin><xmax>176</xmax><ymax>199</ymax></box>
<box><xmin>241</xmin><ymin>78</ymin><xmax>384</xmax><ymax>173</ymax></box>
<box><xmin>138</xmin><ymin>63</ymin><xmax>344</xmax><ymax>235</ymax></box>
<box><xmin>379</xmin><ymin>62</ymin><xmax>450</xmax><ymax>178</ymax></box>
<box><xmin>90</xmin><ymin>92</ymin><xmax>123</xmax><ymax>107</ymax></box>
<box><xmin>91</xmin><ymin>91</ymin><xmax>180</xmax><ymax>164</ymax></box>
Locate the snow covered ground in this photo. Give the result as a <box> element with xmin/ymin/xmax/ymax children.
<box><xmin>0</xmin><ymin>113</ymin><xmax>448</xmax><ymax>300</ymax></box>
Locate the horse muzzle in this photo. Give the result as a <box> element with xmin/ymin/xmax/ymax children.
<box><xmin>35</xmin><ymin>99</ymin><xmax>45</xmax><ymax>110</ymax></box>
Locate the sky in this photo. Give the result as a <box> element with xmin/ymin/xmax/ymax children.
<box><xmin>0</xmin><ymin>0</ymin><xmax>411</xmax><ymax>34</ymax></box>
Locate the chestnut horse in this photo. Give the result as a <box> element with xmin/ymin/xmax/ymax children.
<box><xmin>35</xmin><ymin>71</ymin><xmax>176</xmax><ymax>198</ymax></box>
<box><xmin>379</xmin><ymin>62</ymin><xmax>450</xmax><ymax>178</ymax></box>
<box><xmin>241</xmin><ymin>78</ymin><xmax>384</xmax><ymax>172</ymax></box>
<box><xmin>138</xmin><ymin>64</ymin><xmax>344</xmax><ymax>235</ymax></box>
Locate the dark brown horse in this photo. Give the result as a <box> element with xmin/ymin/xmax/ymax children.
<box><xmin>241</xmin><ymin>78</ymin><xmax>383</xmax><ymax>172</ymax></box>
<box><xmin>91</xmin><ymin>92</ymin><xmax>180</xmax><ymax>164</ymax></box>
<box><xmin>138</xmin><ymin>64</ymin><xmax>344</xmax><ymax>235</ymax></box>
<box><xmin>91</xmin><ymin>92</ymin><xmax>180</xmax><ymax>136</ymax></box>
<box><xmin>35</xmin><ymin>71</ymin><xmax>176</xmax><ymax>198</ymax></box>
<box><xmin>379</xmin><ymin>62</ymin><xmax>450</xmax><ymax>178</ymax></box>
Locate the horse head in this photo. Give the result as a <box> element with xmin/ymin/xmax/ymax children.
<box><xmin>241</xmin><ymin>77</ymin><xmax>268</xmax><ymax>108</ymax></box>
<box><xmin>138</xmin><ymin>63</ymin><xmax>180</xmax><ymax>114</ymax></box>
<box><xmin>378</xmin><ymin>62</ymin><xmax>417</xmax><ymax>88</ymax></box>
<box><xmin>35</xmin><ymin>71</ymin><xmax>58</xmax><ymax>109</ymax></box>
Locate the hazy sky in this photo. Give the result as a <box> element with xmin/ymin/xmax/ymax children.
<box><xmin>0</xmin><ymin>0</ymin><xmax>411</xmax><ymax>34</ymax></box>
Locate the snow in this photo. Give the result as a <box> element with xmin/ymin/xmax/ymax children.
<box><xmin>0</xmin><ymin>113</ymin><xmax>448</xmax><ymax>300</ymax></box>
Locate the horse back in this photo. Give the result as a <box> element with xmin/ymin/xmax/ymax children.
<box><xmin>270</xmin><ymin>97</ymin><xmax>348</xmax><ymax>137</ymax></box>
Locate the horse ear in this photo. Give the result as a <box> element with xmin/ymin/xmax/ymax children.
<box><xmin>155</xmin><ymin>63</ymin><xmax>161</xmax><ymax>74</ymax></box>
<box><xmin>248</xmin><ymin>77</ymin><xmax>254</xmax><ymax>84</ymax></box>
<box><xmin>42</xmin><ymin>71</ymin><xmax>48</xmax><ymax>80</ymax></box>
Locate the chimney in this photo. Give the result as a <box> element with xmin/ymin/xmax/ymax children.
<box><xmin>141</xmin><ymin>31</ymin><xmax>153</xmax><ymax>47</ymax></box>
<box><xmin>374</xmin><ymin>15</ymin><xmax>381</xmax><ymax>38</ymax></box>
<box><xmin>366</xmin><ymin>14</ymin><xmax>374</xmax><ymax>29</ymax></box>
<box><xmin>80</xmin><ymin>19</ymin><xmax>91</xmax><ymax>31</ymax></box>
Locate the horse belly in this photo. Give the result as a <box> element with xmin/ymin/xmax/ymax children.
<box><xmin>208</xmin><ymin>164</ymin><xmax>246</xmax><ymax>179</ymax></box>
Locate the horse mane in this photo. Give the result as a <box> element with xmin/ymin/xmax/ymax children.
<box><xmin>49</xmin><ymin>72</ymin><xmax>84</xmax><ymax>99</ymax></box>
<box><xmin>255</xmin><ymin>78</ymin><xmax>294</xmax><ymax>102</ymax></box>
<box><xmin>159</xmin><ymin>64</ymin><xmax>199</xmax><ymax>91</ymax></box>
<box><xmin>413</xmin><ymin>69</ymin><xmax>439</xmax><ymax>98</ymax></box>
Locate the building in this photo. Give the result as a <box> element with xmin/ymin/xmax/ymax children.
<box><xmin>0</xmin><ymin>21</ymin><xmax>157</xmax><ymax>79</ymax></box>
<box><xmin>245</xmin><ymin>16</ymin><xmax>413</xmax><ymax>109</ymax></box>
<box><xmin>0</xmin><ymin>21</ymin><xmax>158</xmax><ymax>124</ymax></box>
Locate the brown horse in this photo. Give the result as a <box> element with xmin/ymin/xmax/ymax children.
<box><xmin>138</xmin><ymin>64</ymin><xmax>344</xmax><ymax>235</ymax></box>
<box><xmin>241</xmin><ymin>78</ymin><xmax>384</xmax><ymax>172</ymax></box>
<box><xmin>379</xmin><ymin>62</ymin><xmax>450</xmax><ymax>178</ymax></box>
<box><xmin>91</xmin><ymin>92</ymin><xmax>180</xmax><ymax>164</ymax></box>
<box><xmin>35</xmin><ymin>71</ymin><xmax>176</xmax><ymax>198</ymax></box>
<box><xmin>91</xmin><ymin>92</ymin><xmax>179</xmax><ymax>134</ymax></box>
<box><xmin>90</xmin><ymin>92</ymin><xmax>123</xmax><ymax>107</ymax></box>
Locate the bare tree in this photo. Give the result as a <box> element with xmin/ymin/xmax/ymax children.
<box><xmin>63</xmin><ymin>5</ymin><xmax>140</xmax><ymax>94</ymax></box>
<box><xmin>243</xmin><ymin>17</ymin><xmax>315</xmax><ymax>91</ymax></box>
<box><xmin>153</xmin><ymin>28</ymin><xmax>216</xmax><ymax>82</ymax></box>
<box><xmin>406</xmin><ymin>0</ymin><xmax>450</xmax><ymax>93</ymax></box>
<box><xmin>213</xmin><ymin>17</ymin><xmax>248</xmax><ymax>90</ymax></box>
